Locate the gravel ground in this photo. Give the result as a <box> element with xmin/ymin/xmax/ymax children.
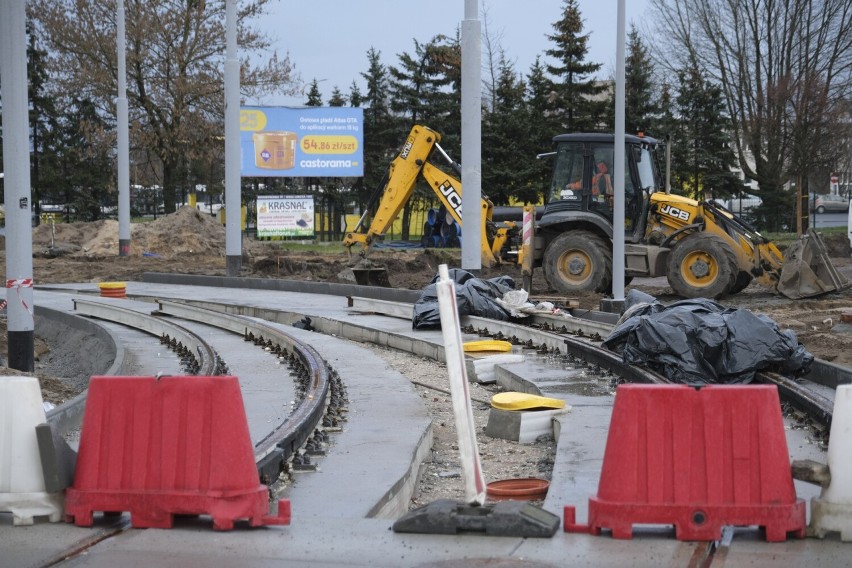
<box><xmin>363</xmin><ymin>344</ymin><xmax>557</xmax><ymax>508</ymax></box>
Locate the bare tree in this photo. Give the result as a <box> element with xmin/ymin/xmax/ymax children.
<box><xmin>650</xmin><ymin>0</ymin><xmax>852</xmax><ymax>209</ymax></box>
<box><xmin>480</xmin><ymin>0</ymin><xmax>506</xmax><ymax>112</ymax></box>
<box><xmin>33</xmin><ymin>0</ymin><xmax>299</xmax><ymax>212</ymax></box>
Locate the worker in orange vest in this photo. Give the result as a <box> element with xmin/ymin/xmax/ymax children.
<box><xmin>592</xmin><ymin>160</ymin><xmax>613</xmax><ymax>203</ymax></box>
<box><xmin>566</xmin><ymin>160</ymin><xmax>613</xmax><ymax>204</ymax></box>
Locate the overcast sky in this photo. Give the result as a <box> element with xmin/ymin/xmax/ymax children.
<box><xmin>249</xmin><ymin>0</ymin><xmax>653</xmax><ymax>106</ymax></box>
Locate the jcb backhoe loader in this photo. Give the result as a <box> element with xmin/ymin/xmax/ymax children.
<box><xmin>344</xmin><ymin>125</ymin><xmax>848</xmax><ymax>300</ymax></box>
<box><xmin>536</xmin><ymin>132</ymin><xmax>847</xmax><ymax>299</ymax></box>
<box><xmin>343</xmin><ymin>125</ymin><xmax>518</xmax><ymax>269</ymax></box>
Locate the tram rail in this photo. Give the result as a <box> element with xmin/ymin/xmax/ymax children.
<box><xmin>49</xmin><ymin>297</ymin><xmax>341</xmax><ymax>489</ymax></box>
<box><xmin>15</xmin><ymin>282</ymin><xmax>852</xmax><ymax>566</ymax></box>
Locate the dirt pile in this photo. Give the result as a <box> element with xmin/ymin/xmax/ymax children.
<box><xmin>32</xmin><ymin>207</ymin><xmax>230</xmax><ymax>259</ymax></box>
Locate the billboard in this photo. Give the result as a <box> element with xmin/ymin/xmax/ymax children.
<box><xmin>240</xmin><ymin>106</ymin><xmax>363</xmax><ymax>177</ymax></box>
<box><xmin>257</xmin><ymin>195</ymin><xmax>314</xmax><ymax>238</ymax></box>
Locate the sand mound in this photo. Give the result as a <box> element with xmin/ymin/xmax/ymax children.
<box><xmin>128</xmin><ymin>207</ymin><xmax>227</xmax><ymax>258</ymax></box>
<box><xmin>32</xmin><ymin>207</ymin><xmax>230</xmax><ymax>259</ymax></box>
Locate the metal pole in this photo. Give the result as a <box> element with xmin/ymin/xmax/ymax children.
<box><xmin>0</xmin><ymin>0</ymin><xmax>35</xmax><ymax>371</ymax></box>
<box><xmin>225</xmin><ymin>0</ymin><xmax>242</xmax><ymax>275</ymax></box>
<box><xmin>461</xmin><ymin>0</ymin><xmax>482</xmax><ymax>274</ymax></box>
<box><xmin>117</xmin><ymin>0</ymin><xmax>131</xmax><ymax>255</ymax></box>
<box><xmin>612</xmin><ymin>0</ymin><xmax>626</xmax><ymax>304</ymax></box>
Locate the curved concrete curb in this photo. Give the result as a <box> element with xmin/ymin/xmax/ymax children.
<box><xmin>37</xmin><ymin>306</ymin><xmax>125</xmax><ymax>434</ymax></box>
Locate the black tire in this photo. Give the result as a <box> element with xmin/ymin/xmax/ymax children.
<box><xmin>543</xmin><ymin>231</ymin><xmax>612</xmax><ymax>294</ymax></box>
<box><xmin>816</xmin><ymin>206</ymin><xmax>826</xmax><ymax>214</ymax></box>
<box><xmin>667</xmin><ymin>233</ymin><xmax>737</xmax><ymax>299</ymax></box>
<box><xmin>729</xmin><ymin>270</ymin><xmax>753</xmax><ymax>294</ymax></box>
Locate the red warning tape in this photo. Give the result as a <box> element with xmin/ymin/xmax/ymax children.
<box><xmin>5</xmin><ymin>278</ymin><xmax>34</xmax><ymax>318</ymax></box>
<box><xmin>6</xmin><ymin>278</ymin><xmax>34</xmax><ymax>288</ymax></box>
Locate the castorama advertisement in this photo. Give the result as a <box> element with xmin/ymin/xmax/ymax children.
<box><xmin>240</xmin><ymin>106</ymin><xmax>364</xmax><ymax>177</ymax></box>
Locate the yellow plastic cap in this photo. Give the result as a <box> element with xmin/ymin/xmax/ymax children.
<box><xmin>463</xmin><ymin>340</ymin><xmax>513</xmax><ymax>353</ymax></box>
<box><xmin>491</xmin><ymin>392</ymin><xmax>566</xmax><ymax>411</ymax></box>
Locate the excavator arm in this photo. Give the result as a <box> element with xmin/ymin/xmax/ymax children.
<box><xmin>343</xmin><ymin>125</ymin><xmax>438</xmax><ymax>254</ymax></box>
<box><xmin>343</xmin><ymin>124</ymin><xmax>514</xmax><ymax>268</ymax></box>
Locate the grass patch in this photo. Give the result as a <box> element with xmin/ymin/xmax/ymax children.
<box><xmin>763</xmin><ymin>226</ymin><xmax>848</xmax><ymax>248</ymax></box>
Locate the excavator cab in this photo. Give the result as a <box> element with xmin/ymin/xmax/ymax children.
<box><xmin>544</xmin><ymin>133</ymin><xmax>658</xmax><ymax>242</ymax></box>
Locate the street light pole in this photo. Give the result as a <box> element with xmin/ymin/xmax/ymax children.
<box><xmin>224</xmin><ymin>0</ymin><xmax>242</xmax><ymax>276</ymax></box>
<box><xmin>611</xmin><ymin>0</ymin><xmax>626</xmax><ymax>306</ymax></box>
<box><xmin>0</xmin><ymin>0</ymin><xmax>36</xmax><ymax>371</ymax></box>
<box><xmin>460</xmin><ymin>0</ymin><xmax>482</xmax><ymax>275</ymax></box>
<box><xmin>117</xmin><ymin>0</ymin><xmax>131</xmax><ymax>256</ymax></box>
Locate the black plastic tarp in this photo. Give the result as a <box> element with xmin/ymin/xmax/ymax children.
<box><xmin>412</xmin><ymin>269</ymin><xmax>516</xmax><ymax>330</ymax></box>
<box><xmin>602</xmin><ymin>289</ymin><xmax>813</xmax><ymax>384</ymax></box>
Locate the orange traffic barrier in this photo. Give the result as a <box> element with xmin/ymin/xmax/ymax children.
<box><xmin>65</xmin><ymin>375</ymin><xmax>290</xmax><ymax>530</ymax></box>
<box><xmin>564</xmin><ymin>384</ymin><xmax>805</xmax><ymax>541</ymax></box>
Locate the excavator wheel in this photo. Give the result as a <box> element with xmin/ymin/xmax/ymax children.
<box><xmin>729</xmin><ymin>270</ymin><xmax>753</xmax><ymax>294</ymax></box>
<box><xmin>667</xmin><ymin>233</ymin><xmax>737</xmax><ymax>299</ymax></box>
<box><xmin>543</xmin><ymin>231</ymin><xmax>613</xmax><ymax>294</ymax></box>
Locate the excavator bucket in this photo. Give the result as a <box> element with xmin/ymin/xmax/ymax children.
<box><xmin>777</xmin><ymin>229</ymin><xmax>850</xmax><ymax>299</ymax></box>
<box><xmin>351</xmin><ymin>266</ymin><xmax>391</xmax><ymax>287</ymax></box>
<box><xmin>348</xmin><ymin>258</ymin><xmax>391</xmax><ymax>287</ymax></box>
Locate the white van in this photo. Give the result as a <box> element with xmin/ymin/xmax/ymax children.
<box><xmin>711</xmin><ymin>193</ymin><xmax>762</xmax><ymax>214</ymax></box>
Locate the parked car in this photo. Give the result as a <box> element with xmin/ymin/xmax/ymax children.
<box><xmin>710</xmin><ymin>193</ymin><xmax>762</xmax><ymax>214</ymax></box>
<box><xmin>814</xmin><ymin>193</ymin><xmax>849</xmax><ymax>213</ymax></box>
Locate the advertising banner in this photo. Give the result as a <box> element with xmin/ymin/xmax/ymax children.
<box><xmin>240</xmin><ymin>106</ymin><xmax>363</xmax><ymax>177</ymax></box>
<box><xmin>257</xmin><ymin>195</ymin><xmax>314</xmax><ymax>238</ymax></box>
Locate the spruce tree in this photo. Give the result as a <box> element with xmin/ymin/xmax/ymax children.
<box><xmin>356</xmin><ymin>48</ymin><xmax>399</xmax><ymax>232</ymax></box>
<box><xmin>673</xmin><ymin>60</ymin><xmax>738</xmax><ymax>202</ymax></box>
<box><xmin>525</xmin><ymin>57</ymin><xmax>561</xmax><ymax>198</ymax></box>
<box><xmin>389</xmin><ymin>35</ymin><xmax>461</xmax><ymax>238</ymax></box>
<box><xmin>389</xmin><ymin>34</ymin><xmax>460</xmax><ymax>146</ymax></box>
<box><xmin>47</xmin><ymin>99</ymin><xmax>114</xmax><ymax>222</ymax></box>
<box><xmin>624</xmin><ymin>25</ymin><xmax>657</xmax><ymax>136</ymax></box>
<box><xmin>305</xmin><ymin>79</ymin><xmax>323</xmax><ymax>106</ymax></box>
<box><xmin>482</xmin><ymin>57</ymin><xmax>532</xmax><ymax>205</ymax></box>
<box><xmin>348</xmin><ymin>81</ymin><xmax>364</xmax><ymax>108</ymax></box>
<box><xmin>327</xmin><ymin>86</ymin><xmax>347</xmax><ymax>107</ymax></box>
<box><xmin>544</xmin><ymin>0</ymin><xmax>606</xmax><ymax>131</ymax></box>
<box><xmin>28</xmin><ymin>26</ymin><xmax>61</xmax><ymax>220</ymax></box>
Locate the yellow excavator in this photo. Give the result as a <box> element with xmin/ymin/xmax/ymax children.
<box><xmin>343</xmin><ymin>125</ymin><xmax>518</xmax><ymax>269</ymax></box>
<box><xmin>344</xmin><ymin>124</ymin><xmax>848</xmax><ymax>300</ymax></box>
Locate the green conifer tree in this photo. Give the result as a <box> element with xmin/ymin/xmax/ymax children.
<box><xmin>544</xmin><ymin>0</ymin><xmax>606</xmax><ymax>131</ymax></box>
<box><xmin>305</xmin><ymin>79</ymin><xmax>323</xmax><ymax>106</ymax></box>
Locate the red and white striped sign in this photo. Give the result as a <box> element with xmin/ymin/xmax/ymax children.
<box><xmin>5</xmin><ymin>277</ymin><xmax>34</xmax><ymax>318</ymax></box>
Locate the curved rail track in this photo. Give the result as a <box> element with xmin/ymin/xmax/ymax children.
<box><xmin>28</xmin><ymin>284</ymin><xmax>852</xmax><ymax>566</ymax></box>
<box><xmin>60</xmin><ymin>292</ymin><xmax>845</xmax><ymax>451</ymax></box>
<box><xmin>50</xmin><ymin>297</ymin><xmax>345</xmax><ymax>489</ymax></box>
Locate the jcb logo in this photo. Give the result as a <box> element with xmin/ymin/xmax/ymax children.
<box><xmin>660</xmin><ymin>204</ymin><xmax>690</xmax><ymax>222</ymax></box>
<box><xmin>439</xmin><ymin>181</ymin><xmax>463</xmax><ymax>218</ymax></box>
<box><xmin>400</xmin><ymin>137</ymin><xmax>415</xmax><ymax>159</ymax></box>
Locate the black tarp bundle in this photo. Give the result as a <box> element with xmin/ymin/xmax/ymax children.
<box><xmin>412</xmin><ymin>269</ymin><xmax>516</xmax><ymax>329</ymax></box>
<box><xmin>602</xmin><ymin>289</ymin><xmax>813</xmax><ymax>384</ymax></box>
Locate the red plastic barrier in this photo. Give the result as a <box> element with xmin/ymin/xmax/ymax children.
<box><xmin>65</xmin><ymin>375</ymin><xmax>290</xmax><ymax>530</ymax></box>
<box><xmin>564</xmin><ymin>384</ymin><xmax>805</xmax><ymax>541</ymax></box>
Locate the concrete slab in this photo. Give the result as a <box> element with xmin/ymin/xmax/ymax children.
<box><xmin>485</xmin><ymin>406</ymin><xmax>566</xmax><ymax>443</ymax></box>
